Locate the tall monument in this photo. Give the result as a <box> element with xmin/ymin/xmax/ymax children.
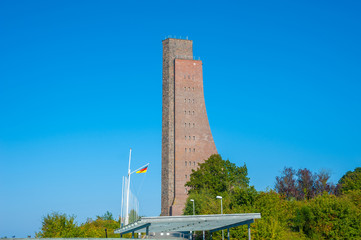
<box><xmin>161</xmin><ymin>38</ymin><xmax>217</xmax><ymax>216</ymax></box>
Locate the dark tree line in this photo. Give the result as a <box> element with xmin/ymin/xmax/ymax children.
<box><xmin>275</xmin><ymin>167</ymin><xmax>335</xmax><ymax>200</ymax></box>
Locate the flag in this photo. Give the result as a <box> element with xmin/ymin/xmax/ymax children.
<box><xmin>136</xmin><ymin>166</ymin><xmax>148</xmax><ymax>173</ymax></box>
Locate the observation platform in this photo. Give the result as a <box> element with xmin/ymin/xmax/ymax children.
<box><xmin>115</xmin><ymin>213</ymin><xmax>261</xmax><ymax>239</ymax></box>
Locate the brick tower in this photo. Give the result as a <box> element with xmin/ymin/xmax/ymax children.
<box><xmin>161</xmin><ymin>38</ymin><xmax>217</xmax><ymax>216</ymax></box>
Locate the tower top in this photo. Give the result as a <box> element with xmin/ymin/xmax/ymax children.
<box><xmin>162</xmin><ymin>36</ymin><xmax>192</xmax><ymax>42</ymax></box>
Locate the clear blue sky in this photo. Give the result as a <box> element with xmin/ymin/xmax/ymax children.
<box><xmin>1</xmin><ymin>0</ymin><xmax>360</xmax><ymax>237</ymax></box>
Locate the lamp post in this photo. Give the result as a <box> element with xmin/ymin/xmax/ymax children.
<box><xmin>190</xmin><ymin>199</ymin><xmax>195</xmax><ymax>215</ymax></box>
<box><xmin>189</xmin><ymin>198</ymin><xmax>205</xmax><ymax>240</ymax></box>
<box><xmin>216</xmin><ymin>196</ymin><xmax>223</xmax><ymax>214</ymax></box>
<box><xmin>189</xmin><ymin>199</ymin><xmax>196</xmax><ymax>240</ymax></box>
<box><xmin>216</xmin><ymin>196</ymin><xmax>224</xmax><ymax>240</ymax></box>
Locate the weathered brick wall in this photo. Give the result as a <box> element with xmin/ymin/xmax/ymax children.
<box><xmin>162</xmin><ymin>39</ymin><xmax>217</xmax><ymax>216</ymax></box>
<box><xmin>161</xmin><ymin>39</ymin><xmax>193</xmax><ymax>216</ymax></box>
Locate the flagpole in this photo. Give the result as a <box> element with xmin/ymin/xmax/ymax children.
<box><xmin>125</xmin><ymin>148</ymin><xmax>132</xmax><ymax>225</ymax></box>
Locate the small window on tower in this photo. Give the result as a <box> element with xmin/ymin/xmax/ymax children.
<box><xmin>188</xmin><ymin>99</ymin><xmax>191</xmax><ymax>103</ymax></box>
<box><xmin>184</xmin><ymin>99</ymin><xmax>186</xmax><ymax>103</ymax></box>
<box><xmin>193</xmin><ymin>111</ymin><xmax>195</xmax><ymax>115</ymax></box>
<box><xmin>188</xmin><ymin>87</ymin><xmax>190</xmax><ymax>91</ymax></box>
<box><xmin>193</xmin><ymin>136</ymin><xmax>195</xmax><ymax>140</ymax></box>
<box><xmin>193</xmin><ymin>148</ymin><xmax>195</xmax><ymax>152</ymax></box>
<box><xmin>185</xmin><ymin>161</ymin><xmax>187</xmax><ymax>166</ymax></box>
<box><xmin>194</xmin><ymin>161</ymin><xmax>196</xmax><ymax>166</ymax></box>
<box><xmin>184</xmin><ymin>75</ymin><xmax>186</xmax><ymax>79</ymax></box>
<box><xmin>185</xmin><ymin>123</ymin><xmax>187</xmax><ymax>127</ymax></box>
<box><xmin>189</xmin><ymin>111</ymin><xmax>191</xmax><ymax>115</ymax></box>
<box><xmin>192</xmin><ymin>87</ymin><xmax>194</xmax><ymax>91</ymax></box>
<box><xmin>184</xmin><ymin>87</ymin><xmax>186</xmax><ymax>91</ymax></box>
<box><xmin>185</xmin><ymin>174</ymin><xmax>187</xmax><ymax>179</ymax></box>
<box><xmin>189</xmin><ymin>161</ymin><xmax>191</xmax><ymax>165</ymax></box>
<box><xmin>193</xmin><ymin>123</ymin><xmax>195</xmax><ymax>127</ymax></box>
<box><xmin>184</xmin><ymin>111</ymin><xmax>186</xmax><ymax>114</ymax></box>
<box><xmin>189</xmin><ymin>123</ymin><xmax>191</xmax><ymax>127</ymax></box>
<box><xmin>185</xmin><ymin>148</ymin><xmax>187</xmax><ymax>152</ymax></box>
<box><xmin>185</xmin><ymin>136</ymin><xmax>187</xmax><ymax>140</ymax></box>
<box><xmin>193</xmin><ymin>99</ymin><xmax>195</xmax><ymax>103</ymax></box>
<box><xmin>188</xmin><ymin>75</ymin><xmax>190</xmax><ymax>79</ymax></box>
<box><xmin>189</xmin><ymin>148</ymin><xmax>191</xmax><ymax>153</ymax></box>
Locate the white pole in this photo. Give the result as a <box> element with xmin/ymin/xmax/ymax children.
<box><xmin>221</xmin><ymin>198</ymin><xmax>223</xmax><ymax>214</ymax></box>
<box><xmin>125</xmin><ymin>148</ymin><xmax>132</xmax><ymax>225</ymax></box>
<box><xmin>190</xmin><ymin>199</ymin><xmax>195</xmax><ymax>215</ymax></box>
<box><xmin>221</xmin><ymin>198</ymin><xmax>224</xmax><ymax>240</ymax></box>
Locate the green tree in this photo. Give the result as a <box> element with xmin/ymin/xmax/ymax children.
<box><xmin>128</xmin><ymin>209</ymin><xmax>140</xmax><ymax>223</ymax></box>
<box><xmin>294</xmin><ymin>193</ymin><xmax>361</xmax><ymax>239</ymax></box>
<box><xmin>337</xmin><ymin>167</ymin><xmax>361</xmax><ymax>194</ymax></box>
<box><xmin>184</xmin><ymin>190</ymin><xmax>219</xmax><ymax>216</ymax></box>
<box><xmin>79</xmin><ymin>214</ymin><xmax>120</xmax><ymax>238</ymax></box>
<box><xmin>249</xmin><ymin>191</ymin><xmax>305</xmax><ymax>240</ymax></box>
<box><xmin>97</xmin><ymin>211</ymin><xmax>114</xmax><ymax>221</ymax></box>
<box><xmin>36</xmin><ymin>211</ymin><xmax>122</xmax><ymax>238</ymax></box>
<box><xmin>231</xmin><ymin>185</ymin><xmax>258</xmax><ymax>207</ymax></box>
<box><xmin>185</xmin><ymin>154</ymin><xmax>249</xmax><ymax>196</ymax></box>
<box><xmin>35</xmin><ymin>212</ymin><xmax>80</xmax><ymax>238</ymax></box>
<box><xmin>343</xmin><ymin>189</ymin><xmax>361</xmax><ymax>208</ymax></box>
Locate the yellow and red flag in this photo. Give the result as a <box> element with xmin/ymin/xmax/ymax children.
<box><xmin>136</xmin><ymin>166</ymin><xmax>148</xmax><ymax>173</ymax></box>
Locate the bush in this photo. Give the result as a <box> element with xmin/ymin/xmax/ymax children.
<box><xmin>294</xmin><ymin>193</ymin><xmax>361</xmax><ymax>239</ymax></box>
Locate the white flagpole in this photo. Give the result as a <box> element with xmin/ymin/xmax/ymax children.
<box><xmin>125</xmin><ymin>148</ymin><xmax>132</xmax><ymax>225</ymax></box>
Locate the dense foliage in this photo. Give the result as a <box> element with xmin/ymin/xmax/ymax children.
<box><xmin>185</xmin><ymin>154</ymin><xmax>249</xmax><ymax>196</ymax></box>
<box><xmin>184</xmin><ymin>154</ymin><xmax>361</xmax><ymax>240</ymax></box>
<box><xmin>35</xmin><ymin>212</ymin><xmax>80</xmax><ymax>238</ymax></box>
<box><xmin>337</xmin><ymin>167</ymin><xmax>361</xmax><ymax>194</ymax></box>
<box><xmin>35</xmin><ymin>211</ymin><xmax>133</xmax><ymax>238</ymax></box>
<box><xmin>294</xmin><ymin>194</ymin><xmax>361</xmax><ymax>239</ymax></box>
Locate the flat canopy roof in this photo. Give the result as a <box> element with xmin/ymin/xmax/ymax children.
<box><xmin>114</xmin><ymin>213</ymin><xmax>261</xmax><ymax>235</ymax></box>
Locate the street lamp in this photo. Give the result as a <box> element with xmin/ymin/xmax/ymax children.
<box><xmin>189</xmin><ymin>199</ymin><xmax>195</xmax><ymax>240</ymax></box>
<box><xmin>190</xmin><ymin>199</ymin><xmax>195</xmax><ymax>215</ymax></box>
<box><xmin>216</xmin><ymin>196</ymin><xmax>223</xmax><ymax>214</ymax></box>
<box><xmin>189</xmin><ymin>199</ymin><xmax>204</xmax><ymax>240</ymax></box>
<box><xmin>216</xmin><ymin>196</ymin><xmax>224</xmax><ymax>240</ymax></box>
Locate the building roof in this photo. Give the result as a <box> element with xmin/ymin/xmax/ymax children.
<box><xmin>114</xmin><ymin>213</ymin><xmax>261</xmax><ymax>235</ymax></box>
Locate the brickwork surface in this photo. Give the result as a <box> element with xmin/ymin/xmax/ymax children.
<box><xmin>161</xmin><ymin>38</ymin><xmax>217</xmax><ymax>216</ymax></box>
